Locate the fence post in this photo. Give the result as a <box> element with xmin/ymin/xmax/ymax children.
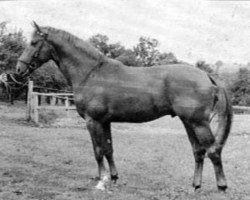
<box><xmin>27</xmin><ymin>80</ymin><xmax>33</xmax><ymax>120</ymax></box>
<box><xmin>30</xmin><ymin>92</ymin><xmax>39</xmax><ymax>124</ymax></box>
<box><xmin>51</xmin><ymin>96</ymin><xmax>56</xmax><ymax>106</ymax></box>
<box><xmin>65</xmin><ymin>96</ymin><xmax>69</xmax><ymax>117</ymax></box>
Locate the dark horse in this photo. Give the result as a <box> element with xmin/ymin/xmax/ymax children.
<box><xmin>16</xmin><ymin>22</ymin><xmax>232</xmax><ymax>191</ymax></box>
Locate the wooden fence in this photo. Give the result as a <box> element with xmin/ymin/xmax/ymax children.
<box><xmin>27</xmin><ymin>81</ymin><xmax>75</xmax><ymax>123</ymax></box>
<box><xmin>233</xmin><ymin>105</ymin><xmax>250</xmax><ymax>114</ymax></box>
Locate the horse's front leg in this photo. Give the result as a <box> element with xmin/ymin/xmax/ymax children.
<box><xmin>85</xmin><ymin>116</ymin><xmax>109</xmax><ymax>190</ymax></box>
<box><xmin>103</xmin><ymin>122</ymin><xmax>118</xmax><ymax>183</ymax></box>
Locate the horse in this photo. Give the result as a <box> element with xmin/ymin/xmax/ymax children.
<box><xmin>16</xmin><ymin>22</ymin><xmax>232</xmax><ymax>191</ymax></box>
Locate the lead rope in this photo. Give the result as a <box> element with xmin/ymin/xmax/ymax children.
<box><xmin>0</xmin><ymin>72</ymin><xmax>29</xmax><ymax>90</ymax></box>
<box><xmin>9</xmin><ymin>73</ymin><xmax>27</xmax><ymax>85</ymax></box>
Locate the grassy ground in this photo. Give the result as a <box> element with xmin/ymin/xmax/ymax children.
<box><xmin>0</xmin><ymin>101</ymin><xmax>249</xmax><ymax>200</ymax></box>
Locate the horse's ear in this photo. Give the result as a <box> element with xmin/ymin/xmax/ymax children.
<box><xmin>32</xmin><ymin>21</ymin><xmax>42</xmax><ymax>33</ymax></box>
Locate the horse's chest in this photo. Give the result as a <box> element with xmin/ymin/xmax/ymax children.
<box><xmin>74</xmin><ymin>91</ymin><xmax>108</xmax><ymax>119</ymax></box>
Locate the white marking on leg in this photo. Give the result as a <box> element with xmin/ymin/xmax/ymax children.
<box><xmin>95</xmin><ymin>174</ymin><xmax>109</xmax><ymax>190</ymax></box>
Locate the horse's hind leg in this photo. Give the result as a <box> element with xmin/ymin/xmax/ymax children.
<box><xmin>191</xmin><ymin>120</ymin><xmax>227</xmax><ymax>190</ymax></box>
<box><xmin>103</xmin><ymin>122</ymin><xmax>118</xmax><ymax>183</ymax></box>
<box><xmin>207</xmin><ymin>144</ymin><xmax>227</xmax><ymax>191</ymax></box>
<box><xmin>182</xmin><ymin>119</ymin><xmax>206</xmax><ymax>190</ymax></box>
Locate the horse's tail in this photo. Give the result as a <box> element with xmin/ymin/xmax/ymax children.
<box><xmin>210</xmin><ymin>81</ymin><xmax>233</xmax><ymax>146</ymax></box>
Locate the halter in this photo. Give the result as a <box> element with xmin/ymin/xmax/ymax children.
<box><xmin>18</xmin><ymin>31</ymin><xmax>49</xmax><ymax>76</ymax></box>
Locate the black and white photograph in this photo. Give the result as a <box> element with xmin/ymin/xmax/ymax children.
<box><xmin>0</xmin><ymin>0</ymin><xmax>249</xmax><ymax>199</ymax></box>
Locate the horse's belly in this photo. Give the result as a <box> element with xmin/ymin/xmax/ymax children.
<box><xmin>110</xmin><ymin>110</ymin><xmax>169</xmax><ymax>123</ymax></box>
<box><xmin>109</xmin><ymin>98</ymin><xmax>172</xmax><ymax>123</ymax></box>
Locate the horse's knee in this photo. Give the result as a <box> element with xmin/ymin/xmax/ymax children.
<box><xmin>94</xmin><ymin>146</ymin><xmax>104</xmax><ymax>161</ymax></box>
<box><xmin>94</xmin><ymin>143</ymin><xmax>113</xmax><ymax>161</ymax></box>
<box><xmin>194</xmin><ymin>149</ymin><xmax>206</xmax><ymax>162</ymax></box>
<box><xmin>103</xmin><ymin>138</ymin><xmax>113</xmax><ymax>155</ymax></box>
<box><xmin>104</xmin><ymin>145</ymin><xmax>113</xmax><ymax>157</ymax></box>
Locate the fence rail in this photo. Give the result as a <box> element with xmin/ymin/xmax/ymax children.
<box><xmin>233</xmin><ymin>105</ymin><xmax>250</xmax><ymax>114</ymax></box>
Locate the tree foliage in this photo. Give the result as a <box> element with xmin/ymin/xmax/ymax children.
<box><xmin>133</xmin><ymin>36</ymin><xmax>160</xmax><ymax>67</ymax></box>
<box><xmin>0</xmin><ymin>21</ymin><xmax>26</xmax><ymax>73</ymax></box>
<box><xmin>116</xmin><ymin>49</ymin><xmax>140</xmax><ymax>66</ymax></box>
<box><xmin>89</xmin><ymin>34</ymin><xmax>179</xmax><ymax>67</ymax></box>
<box><xmin>89</xmin><ymin>34</ymin><xmax>125</xmax><ymax>59</ymax></box>
<box><xmin>89</xmin><ymin>34</ymin><xmax>110</xmax><ymax>56</ymax></box>
<box><xmin>157</xmin><ymin>52</ymin><xmax>178</xmax><ymax>65</ymax></box>
<box><xmin>31</xmin><ymin>61</ymin><xmax>69</xmax><ymax>91</ymax></box>
<box><xmin>195</xmin><ymin>60</ymin><xmax>214</xmax><ymax>74</ymax></box>
<box><xmin>230</xmin><ymin>68</ymin><xmax>250</xmax><ymax>106</ymax></box>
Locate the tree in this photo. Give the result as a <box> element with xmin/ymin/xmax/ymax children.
<box><xmin>0</xmin><ymin>21</ymin><xmax>26</xmax><ymax>73</ymax></box>
<box><xmin>133</xmin><ymin>36</ymin><xmax>160</xmax><ymax>67</ymax></box>
<box><xmin>88</xmin><ymin>34</ymin><xmax>180</xmax><ymax>67</ymax></box>
<box><xmin>89</xmin><ymin>34</ymin><xmax>125</xmax><ymax>59</ymax></box>
<box><xmin>157</xmin><ymin>52</ymin><xmax>178</xmax><ymax>65</ymax></box>
<box><xmin>214</xmin><ymin>60</ymin><xmax>223</xmax><ymax>74</ymax></box>
<box><xmin>89</xmin><ymin>34</ymin><xmax>109</xmax><ymax>55</ymax></box>
<box><xmin>230</xmin><ymin>67</ymin><xmax>250</xmax><ymax>106</ymax></box>
<box><xmin>116</xmin><ymin>49</ymin><xmax>140</xmax><ymax>66</ymax></box>
<box><xmin>0</xmin><ymin>22</ymin><xmax>27</xmax><ymax>103</ymax></box>
<box><xmin>107</xmin><ymin>42</ymin><xmax>125</xmax><ymax>59</ymax></box>
<box><xmin>195</xmin><ymin>60</ymin><xmax>214</xmax><ymax>74</ymax></box>
<box><xmin>0</xmin><ymin>21</ymin><xmax>8</xmax><ymax>36</ymax></box>
<box><xmin>32</xmin><ymin>61</ymin><xmax>69</xmax><ymax>91</ymax></box>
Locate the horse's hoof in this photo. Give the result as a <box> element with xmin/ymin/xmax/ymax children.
<box><xmin>194</xmin><ymin>185</ymin><xmax>201</xmax><ymax>191</ymax></box>
<box><xmin>111</xmin><ymin>174</ymin><xmax>119</xmax><ymax>183</ymax></box>
<box><xmin>218</xmin><ymin>185</ymin><xmax>227</xmax><ymax>192</ymax></box>
<box><xmin>95</xmin><ymin>181</ymin><xmax>106</xmax><ymax>191</ymax></box>
<box><xmin>95</xmin><ymin>174</ymin><xmax>109</xmax><ymax>191</ymax></box>
<box><xmin>192</xmin><ymin>182</ymin><xmax>201</xmax><ymax>191</ymax></box>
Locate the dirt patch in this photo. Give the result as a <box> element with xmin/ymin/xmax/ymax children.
<box><xmin>0</xmin><ymin>101</ymin><xmax>250</xmax><ymax>200</ymax></box>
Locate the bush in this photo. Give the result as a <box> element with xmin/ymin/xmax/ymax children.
<box><xmin>230</xmin><ymin>68</ymin><xmax>250</xmax><ymax>106</ymax></box>
<box><xmin>0</xmin><ymin>21</ymin><xmax>26</xmax><ymax>73</ymax></box>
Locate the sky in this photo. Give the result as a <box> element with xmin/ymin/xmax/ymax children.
<box><xmin>1</xmin><ymin>0</ymin><xmax>250</xmax><ymax>65</ymax></box>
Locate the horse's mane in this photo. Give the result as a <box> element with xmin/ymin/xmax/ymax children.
<box><xmin>40</xmin><ymin>26</ymin><xmax>104</xmax><ymax>61</ymax></box>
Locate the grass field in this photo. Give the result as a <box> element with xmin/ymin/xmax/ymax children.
<box><xmin>0</xmin><ymin>102</ymin><xmax>249</xmax><ymax>200</ymax></box>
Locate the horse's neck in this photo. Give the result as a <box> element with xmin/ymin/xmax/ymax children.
<box><xmin>50</xmin><ymin>37</ymin><xmax>99</xmax><ymax>87</ymax></box>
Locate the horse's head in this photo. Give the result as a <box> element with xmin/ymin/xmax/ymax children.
<box><xmin>16</xmin><ymin>21</ymin><xmax>55</xmax><ymax>76</ymax></box>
